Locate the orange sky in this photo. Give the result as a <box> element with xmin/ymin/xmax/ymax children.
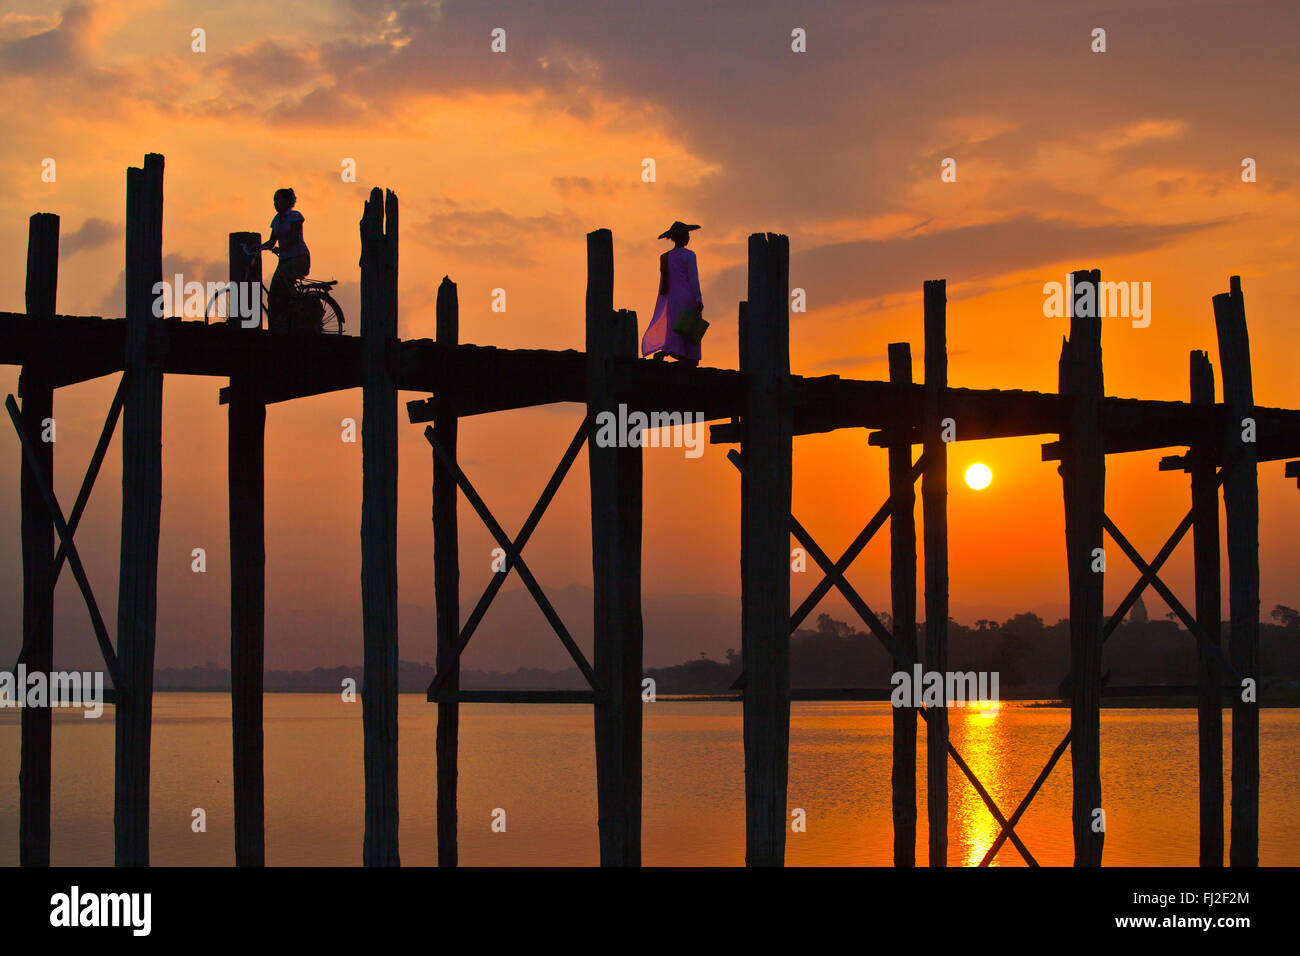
<box><xmin>1</xmin><ymin>0</ymin><xmax>1297</xmax><ymax>669</ymax></box>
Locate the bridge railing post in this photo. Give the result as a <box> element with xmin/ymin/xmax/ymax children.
<box><xmin>19</xmin><ymin>212</ymin><xmax>58</xmax><ymax>867</ymax></box>
<box><xmin>359</xmin><ymin>188</ymin><xmax>400</xmax><ymax>866</ymax></box>
<box><xmin>115</xmin><ymin>153</ymin><xmax>165</xmax><ymax>867</ymax></box>
<box><xmin>887</xmin><ymin>341</ymin><xmax>918</xmax><ymax>866</ymax></box>
<box><xmin>739</xmin><ymin>232</ymin><xmax>792</xmax><ymax>867</ymax></box>
<box><xmin>586</xmin><ymin>228</ymin><xmax>644</xmax><ymax>866</ymax></box>
<box><xmin>1189</xmin><ymin>349</ymin><xmax>1224</xmax><ymax>866</ymax></box>
<box><xmin>1059</xmin><ymin>268</ymin><xmax>1105</xmax><ymax>867</ymax></box>
<box><xmin>228</xmin><ymin>230</ymin><xmax>266</xmax><ymax>867</ymax></box>
<box><xmin>1214</xmin><ymin>276</ymin><xmax>1259</xmax><ymax>867</ymax></box>
<box><xmin>433</xmin><ymin>276</ymin><xmax>460</xmax><ymax>867</ymax></box>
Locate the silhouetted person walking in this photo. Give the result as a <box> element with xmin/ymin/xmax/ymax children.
<box><xmin>642</xmin><ymin>220</ymin><xmax>704</xmax><ymax>366</ymax></box>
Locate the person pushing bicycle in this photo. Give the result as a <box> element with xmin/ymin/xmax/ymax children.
<box><xmin>261</xmin><ymin>187</ymin><xmax>310</xmax><ymax>330</ymax></box>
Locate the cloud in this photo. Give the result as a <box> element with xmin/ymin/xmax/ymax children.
<box><xmin>0</xmin><ymin>1</ymin><xmax>100</xmax><ymax>75</ymax></box>
<box><xmin>412</xmin><ymin>199</ymin><xmax>583</xmax><ymax>265</ymax></box>
<box><xmin>1103</xmin><ymin>119</ymin><xmax>1189</xmax><ymax>152</ymax></box>
<box><xmin>61</xmin><ymin>217</ymin><xmax>118</xmax><ymax>256</ymax></box>
<box><xmin>706</xmin><ymin>215</ymin><xmax>1232</xmax><ymax>314</ymax></box>
<box><xmin>97</xmin><ymin>253</ymin><xmax>228</xmax><ymax>317</ymax></box>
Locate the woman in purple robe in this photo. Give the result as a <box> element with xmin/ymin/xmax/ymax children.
<box><xmin>641</xmin><ymin>220</ymin><xmax>703</xmax><ymax>366</ymax></box>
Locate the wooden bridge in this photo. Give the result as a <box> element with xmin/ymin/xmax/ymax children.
<box><xmin>6</xmin><ymin>154</ymin><xmax>1297</xmax><ymax>866</ymax></box>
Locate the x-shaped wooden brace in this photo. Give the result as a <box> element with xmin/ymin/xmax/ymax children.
<box><xmin>726</xmin><ymin>449</ymin><xmax>1040</xmax><ymax>866</ymax></box>
<box><xmin>730</xmin><ymin>454</ymin><xmax>927</xmax><ymax>691</ymax></box>
<box><xmin>423</xmin><ymin>416</ymin><xmax>601</xmax><ymax>698</ymax></box>
<box><xmin>979</xmin><ymin>455</ymin><xmax>1242</xmax><ymax>866</ymax></box>
<box><xmin>5</xmin><ymin>377</ymin><xmax>129</xmax><ymax>693</ymax></box>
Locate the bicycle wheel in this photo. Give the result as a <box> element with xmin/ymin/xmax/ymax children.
<box><xmin>318</xmin><ymin>293</ymin><xmax>345</xmax><ymax>334</ymax></box>
<box><xmin>204</xmin><ymin>283</ymin><xmax>269</xmax><ymax>328</ymax></box>
<box><xmin>203</xmin><ymin>287</ymin><xmax>228</xmax><ymax>323</ymax></box>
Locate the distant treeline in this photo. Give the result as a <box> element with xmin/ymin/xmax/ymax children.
<box><xmin>152</xmin><ymin>602</ymin><xmax>1300</xmax><ymax>697</ymax></box>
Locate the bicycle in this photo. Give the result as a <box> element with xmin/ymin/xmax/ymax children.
<box><xmin>204</xmin><ymin>243</ymin><xmax>345</xmax><ymax>334</ymax></box>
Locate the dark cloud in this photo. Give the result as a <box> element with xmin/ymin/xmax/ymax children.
<box><xmin>61</xmin><ymin>217</ymin><xmax>117</xmax><ymax>256</ymax></box>
<box><xmin>97</xmin><ymin>253</ymin><xmax>228</xmax><ymax>317</ymax></box>
<box><xmin>706</xmin><ymin>215</ymin><xmax>1232</xmax><ymax>313</ymax></box>
<box><xmin>0</xmin><ymin>1</ymin><xmax>97</xmax><ymax>75</ymax></box>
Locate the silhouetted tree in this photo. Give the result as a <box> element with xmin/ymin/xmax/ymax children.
<box><xmin>1272</xmin><ymin>605</ymin><xmax>1299</xmax><ymax>632</ymax></box>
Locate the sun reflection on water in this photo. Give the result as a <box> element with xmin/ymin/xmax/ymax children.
<box><xmin>954</xmin><ymin>701</ymin><xmax>1009</xmax><ymax>866</ymax></box>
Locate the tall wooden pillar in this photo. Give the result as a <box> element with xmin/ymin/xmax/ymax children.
<box><xmin>432</xmin><ymin>276</ymin><xmax>460</xmax><ymax>867</ymax></box>
<box><xmin>359</xmin><ymin>188</ymin><xmax>400</xmax><ymax>866</ymax></box>
<box><xmin>19</xmin><ymin>212</ymin><xmax>58</xmax><ymax>867</ymax></box>
<box><xmin>739</xmin><ymin>233</ymin><xmax>792</xmax><ymax>867</ymax></box>
<box><xmin>1189</xmin><ymin>350</ymin><xmax>1224</xmax><ymax>866</ymax></box>
<box><xmin>887</xmin><ymin>341</ymin><xmax>917</xmax><ymax>867</ymax></box>
<box><xmin>115</xmin><ymin>153</ymin><xmax>165</xmax><ymax>867</ymax></box>
<box><xmin>921</xmin><ymin>280</ymin><xmax>948</xmax><ymax>866</ymax></box>
<box><xmin>586</xmin><ymin>229</ymin><xmax>644</xmax><ymax>866</ymax></box>
<box><xmin>1060</xmin><ymin>268</ymin><xmax>1105</xmax><ymax>867</ymax></box>
<box><xmin>1214</xmin><ymin>276</ymin><xmax>1259</xmax><ymax>867</ymax></box>
<box><xmin>227</xmin><ymin>231</ymin><xmax>265</xmax><ymax>866</ymax></box>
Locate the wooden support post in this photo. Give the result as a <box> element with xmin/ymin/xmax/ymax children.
<box><xmin>1189</xmin><ymin>349</ymin><xmax>1224</xmax><ymax>866</ymax></box>
<box><xmin>19</xmin><ymin>212</ymin><xmax>57</xmax><ymax>867</ymax></box>
<box><xmin>887</xmin><ymin>341</ymin><xmax>917</xmax><ymax>867</ymax></box>
<box><xmin>359</xmin><ymin>187</ymin><xmax>400</xmax><ymax>866</ymax></box>
<box><xmin>1060</xmin><ymin>268</ymin><xmax>1105</xmax><ymax>867</ymax></box>
<box><xmin>921</xmin><ymin>280</ymin><xmax>948</xmax><ymax>867</ymax></box>
<box><xmin>432</xmin><ymin>276</ymin><xmax>460</xmax><ymax>867</ymax></box>
<box><xmin>227</xmin><ymin>231</ymin><xmax>265</xmax><ymax>866</ymax></box>
<box><xmin>1214</xmin><ymin>276</ymin><xmax>1259</xmax><ymax>867</ymax></box>
<box><xmin>739</xmin><ymin>233</ymin><xmax>792</xmax><ymax>867</ymax></box>
<box><xmin>115</xmin><ymin>154</ymin><xmax>164</xmax><ymax>867</ymax></box>
<box><xmin>586</xmin><ymin>229</ymin><xmax>644</xmax><ymax>866</ymax></box>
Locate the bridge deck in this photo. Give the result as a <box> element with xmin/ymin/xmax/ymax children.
<box><xmin>2</xmin><ymin>310</ymin><xmax>1297</xmax><ymax>462</ymax></box>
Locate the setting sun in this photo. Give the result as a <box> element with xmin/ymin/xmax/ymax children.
<box><xmin>965</xmin><ymin>463</ymin><xmax>993</xmax><ymax>490</ymax></box>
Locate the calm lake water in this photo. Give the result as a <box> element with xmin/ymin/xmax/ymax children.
<box><xmin>1</xmin><ymin>694</ymin><xmax>1296</xmax><ymax>866</ymax></box>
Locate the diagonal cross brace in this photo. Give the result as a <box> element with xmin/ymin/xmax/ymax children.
<box><xmin>726</xmin><ymin>449</ymin><xmax>1039</xmax><ymax>866</ymax></box>
<box><xmin>1104</xmin><ymin>516</ymin><xmax>1240</xmax><ymax>681</ymax></box>
<box><xmin>982</xmin><ymin>454</ymin><xmax>1242</xmax><ymax>865</ymax></box>
<box><xmin>5</xmin><ymin>393</ymin><xmax>126</xmax><ymax>692</ymax></box>
<box><xmin>791</xmin><ymin>454</ymin><xmax>926</xmax><ymax>633</ymax></box>
<box><xmin>732</xmin><ymin>452</ymin><xmax>926</xmax><ymax>691</ymax></box>
<box><xmin>424</xmin><ymin>424</ymin><xmax>601</xmax><ymax>694</ymax></box>
<box><xmin>12</xmin><ymin>373</ymin><xmax>129</xmax><ymax>671</ymax></box>
<box><xmin>428</xmin><ymin>416</ymin><xmax>591</xmax><ymax>699</ymax></box>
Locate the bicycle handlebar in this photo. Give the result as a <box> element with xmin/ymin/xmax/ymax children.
<box><xmin>242</xmin><ymin>242</ymin><xmax>286</xmax><ymax>258</ymax></box>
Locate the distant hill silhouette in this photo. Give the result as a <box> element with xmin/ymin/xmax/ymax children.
<box><xmin>149</xmin><ymin>605</ymin><xmax>1300</xmax><ymax>697</ymax></box>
